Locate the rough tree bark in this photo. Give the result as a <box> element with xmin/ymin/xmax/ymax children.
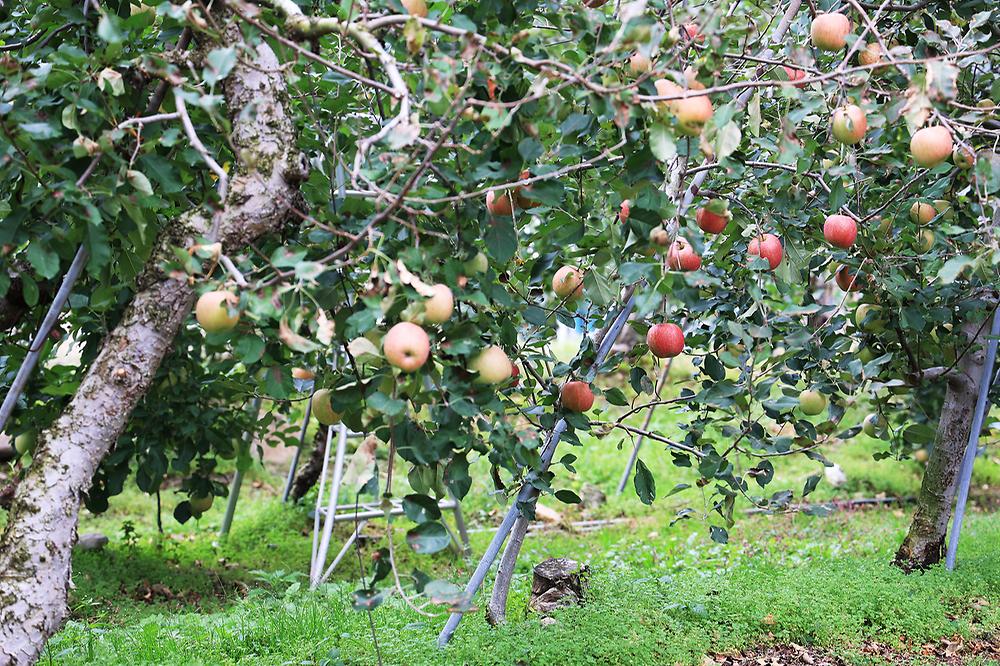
<box><xmin>0</xmin><ymin>22</ymin><xmax>305</xmax><ymax>665</ymax></box>
<box><xmin>291</xmin><ymin>425</ymin><xmax>328</xmax><ymax>502</ymax></box>
<box><xmin>894</xmin><ymin>314</ymin><xmax>991</xmax><ymax>571</ymax></box>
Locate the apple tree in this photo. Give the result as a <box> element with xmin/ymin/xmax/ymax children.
<box><xmin>1</xmin><ymin>0</ymin><xmax>999</xmax><ymax>660</ymax></box>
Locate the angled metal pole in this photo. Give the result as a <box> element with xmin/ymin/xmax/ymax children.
<box><xmin>945</xmin><ymin>306</ymin><xmax>1000</xmax><ymax>570</ymax></box>
<box><xmin>0</xmin><ymin>245</ymin><xmax>88</xmax><ymax>434</ymax></box>
<box><xmin>437</xmin><ymin>286</ymin><xmax>638</xmax><ymax>647</ymax></box>
<box><xmin>312</xmin><ymin>421</ymin><xmax>350</xmax><ymax>587</ymax></box>
<box><xmin>219</xmin><ymin>397</ymin><xmax>263</xmax><ymax>539</ymax></box>
<box><xmin>309</xmin><ymin>425</ymin><xmax>336</xmax><ymax>581</ymax></box>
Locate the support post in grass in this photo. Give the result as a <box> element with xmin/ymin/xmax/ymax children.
<box><xmin>945</xmin><ymin>306</ymin><xmax>1000</xmax><ymax>571</ymax></box>
<box><xmin>282</xmin><ymin>388</ymin><xmax>314</xmax><ymax>502</ymax></box>
<box><xmin>0</xmin><ymin>245</ymin><xmax>88</xmax><ymax>435</ymax></box>
<box><xmin>436</xmin><ymin>286</ymin><xmax>638</xmax><ymax>647</ymax></box>
<box><xmin>219</xmin><ymin>397</ymin><xmax>263</xmax><ymax>539</ymax></box>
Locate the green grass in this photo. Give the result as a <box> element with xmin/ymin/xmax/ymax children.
<box><xmin>29</xmin><ymin>394</ymin><xmax>1000</xmax><ymax>664</ymax></box>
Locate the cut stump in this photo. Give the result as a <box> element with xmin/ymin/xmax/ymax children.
<box><xmin>528</xmin><ymin>557</ymin><xmax>589</xmax><ymax>615</ymax></box>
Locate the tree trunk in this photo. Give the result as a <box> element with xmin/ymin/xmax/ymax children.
<box><xmin>291</xmin><ymin>425</ymin><xmax>328</xmax><ymax>502</ymax></box>
<box><xmin>894</xmin><ymin>317</ymin><xmax>989</xmax><ymax>571</ymax></box>
<box><xmin>0</xmin><ymin>23</ymin><xmax>304</xmax><ymax>665</ymax></box>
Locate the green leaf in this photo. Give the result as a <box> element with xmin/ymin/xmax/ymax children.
<box><xmin>402</xmin><ymin>493</ymin><xmax>442</xmax><ymax>523</ymax></box>
<box><xmin>368</xmin><ymin>392</ymin><xmax>406</xmax><ymax>417</ymax></box>
<box><xmin>126</xmin><ymin>169</ymin><xmax>154</xmax><ymax>196</ymax></box>
<box><xmin>554</xmin><ymin>489</ymin><xmax>581</xmax><ymax>504</ymax></box>
<box><xmin>633</xmin><ymin>457</ymin><xmax>655</xmax><ymax>505</ymax></box>
<box><xmin>485</xmin><ymin>217</ymin><xmax>517</xmax><ymax>265</ymax></box>
<box><xmin>649</xmin><ymin>121</ymin><xmax>677</xmax><ymax>162</ymax></box>
<box><xmin>405</xmin><ymin>521</ymin><xmax>451</xmax><ymax>554</ymax></box>
<box><xmin>937</xmin><ymin>256</ymin><xmax>974</xmax><ymax>284</ymax></box>
<box><xmin>97</xmin><ymin>12</ymin><xmax>124</xmax><ymax>43</ymax></box>
<box><xmin>204</xmin><ymin>47</ymin><xmax>237</xmax><ymax>86</ymax></box>
<box><xmin>603</xmin><ymin>387</ymin><xmax>629</xmax><ymax>406</ymax></box>
<box><xmin>26</xmin><ymin>243</ymin><xmax>60</xmax><ymax>279</ymax></box>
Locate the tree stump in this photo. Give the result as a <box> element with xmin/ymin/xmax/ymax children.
<box><xmin>527</xmin><ymin>558</ymin><xmax>589</xmax><ymax>616</ymax></box>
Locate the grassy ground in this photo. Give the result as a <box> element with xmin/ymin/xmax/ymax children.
<box><xmin>22</xmin><ymin>388</ymin><xmax>1000</xmax><ymax>665</ymax></box>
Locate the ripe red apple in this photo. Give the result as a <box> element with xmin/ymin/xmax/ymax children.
<box><xmin>909</xmin><ymin>201</ymin><xmax>935</xmax><ymax>224</ymax></box>
<box><xmin>486</xmin><ymin>189</ymin><xmax>515</xmax><ymax>216</ymax></box>
<box><xmin>195</xmin><ymin>291</ymin><xmax>240</xmax><ymax>333</ymax></box>
<box><xmin>470</xmin><ymin>345</ymin><xmax>512</xmax><ymax>384</ymax></box>
<box><xmin>509</xmin><ymin>364</ymin><xmax>521</xmax><ymax>387</ymax></box>
<box><xmin>747</xmin><ymin>234</ymin><xmax>783</xmax><ymax>271</ymax></box>
<box><xmin>696</xmin><ymin>202</ymin><xmax>731</xmax><ymax>234</ymax></box>
<box><xmin>823</xmin><ymin>214</ymin><xmax>857</xmax><ymax>248</ymax></box>
<box><xmin>667</xmin><ymin>237</ymin><xmax>701</xmax><ymax>271</ymax></box>
<box><xmin>952</xmin><ymin>146</ymin><xmax>975</xmax><ymax>170</ymax></box>
<box><xmin>798</xmin><ymin>389</ymin><xmax>827</xmax><ymax>415</ymax></box>
<box><xmin>858</xmin><ymin>43</ymin><xmax>882</xmax><ymax>67</ymax></box>
<box><xmin>782</xmin><ymin>66</ymin><xmax>807</xmax><ymax>88</ymax></box>
<box><xmin>680</xmin><ymin>22</ymin><xmax>703</xmax><ymax>43</ymax></box>
<box><xmin>311</xmin><ymin>388</ymin><xmax>342</xmax><ymax>425</ymax></box>
<box><xmin>515</xmin><ymin>169</ymin><xmax>539</xmax><ymax>209</ymax></box>
<box><xmin>383</xmin><ymin>322</ymin><xmax>430</xmax><ymax>372</ymax></box>
<box><xmin>654</xmin><ymin>79</ymin><xmax>713</xmax><ymax>136</ymax></box>
<box><xmin>423</xmin><ymin>284</ymin><xmax>454</xmax><ymax>324</ymax></box>
<box><xmin>831</xmin><ymin>104</ymin><xmax>867</xmax><ymax>145</ymax></box>
<box><xmin>552</xmin><ymin>265</ymin><xmax>584</xmax><ymax>301</ymax></box>
<box><xmin>560</xmin><ymin>381</ymin><xmax>595</xmax><ymax>413</ymax></box>
<box><xmin>629</xmin><ymin>52</ymin><xmax>652</xmax><ymax>74</ymax></box>
<box><xmin>647</xmin><ymin>322</ymin><xmax>684</xmax><ymax>358</ymax></box>
<box><xmin>910</xmin><ymin>126</ymin><xmax>953</xmax><ymax>168</ymax></box>
<box><xmin>835</xmin><ymin>265</ymin><xmax>863</xmax><ymax>292</ymax></box>
<box><xmin>619</xmin><ymin>199</ymin><xmax>631</xmax><ymax>223</ymax></box>
<box><xmin>649</xmin><ymin>228</ymin><xmax>670</xmax><ymax>246</ymax></box>
<box><xmin>811</xmin><ymin>12</ymin><xmax>851</xmax><ymax>51</ymax></box>
<box><xmin>292</xmin><ymin>367</ymin><xmax>315</xmax><ymax>381</ymax></box>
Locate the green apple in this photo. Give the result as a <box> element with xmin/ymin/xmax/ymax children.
<box><xmin>798</xmin><ymin>390</ymin><xmax>827</xmax><ymax>416</ymax></box>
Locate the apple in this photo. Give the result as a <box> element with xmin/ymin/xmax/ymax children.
<box><xmin>667</xmin><ymin>237</ymin><xmax>701</xmax><ymax>271</ymax></box>
<box><xmin>910</xmin><ymin>125</ymin><xmax>953</xmax><ymax>168</ymax></box>
<box><xmin>858</xmin><ymin>42</ymin><xmax>882</xmax><ymax>67</ymax></box>
<box><xmin>509</xmin><ymin>364</ymin><xmax>521</xmax><ymax>387</ymax></box>
<box><xmin>190</xmin><ymin>494</ymin><xmax>214</xmax><ymax>517</ymax></box>
<box><xmin>914</xmin><ymin>448</ymin><xmax>929</xmax><ymax>463</ymax></box>
<box><xmin>486</xmin><ymin>189</ymin><xmax>515</xmax><ymax>216</ymax></box>
<box><xmin>654</xmin><ymin>79</ymin><xmax>713</xmax><ymax>136</ymax></box>
<box><xmin>831</xmin><ymin>104</ymin><xmax>867</xmax><ymax>145</ymax></box>
<box><xmin>14</xmin><ymin>431</ymin><xmax>37</xmax><ymax>457</ymax></box>
<box><xmin>909</xmin><ymin>201</ymin><xmax>935</xmax><ymax>224</ymax></box>
<box><xmin>811</xmin><ymin>12</ymin><xmax>851</xmax><ymax>51</ymax></box>
<box><xmin>933</xmin><ymin>200</ymin><xmax>953</xmax><ymax>221</ymax></box>
<box><xmin>649</xmin><ymin>228</ymin><xmax>670</xmax><ymax>246</ymax></box>
<box><xmin>560</xmin><ymin>381</ymin><xmax>595</xmax><ymax>412</ymax></box>
<box><xmin>647</xmin><ymin>322</ymin><xmax>684</xmax><ymax>358</ymax></box>
<box><xmin>515</xmin><ymin>169</ymin><xmax>539</xmax><ymax>209</ymax></box>
<box><xmin>835</xmin><ymin>265</ymin><xmax>863</xmax><ymax>292</ymax></box>
<box><xmin>782</xmin><ymin>66</ymin><xmax>807</xmax><ymax>88</ymax></box>
<box><xmin>400</xmin><ymin>0</ymin><xmax>427</xmax><ymax>17</ymax></box>
<box><xmin>629</xmin><ymin>52</ymin><xmax>652</xmax><ymax>74</ymax></box>
<box><xmin>747</xmin><ymin>234</ymin><xmax>783</xmax><ymax>271</ymax></box>
<box><xmin>383</xmin><ymin>322</ymin><xmax>431</xmax><ymax>372</ymax></box>
<box><xmin>683</xmin><ymin>67</ymin><xmax>706</xmax><ymax>90</ymax></box>
<box><xmin>916</xmin><ymin>229</ymin><xmax>935</xmax><ymax>253</ymax></box>
<box><xmin>858</xmin><ymin>346</ymin><xmax>875</xmax><ymax>364</ymax></box>
<box><xmin>292</xmin><ymin>367</ymin><xmax>315</xmax><ymax>381</ymax></box>
<box><xmin>311</xmin><ymin>388</ymin><xmax>342</xmax><ymax>425</ymax></box>
<box><xmin>855</xmin><ymin>303</ymin><xmax>885</xmax><ymax>332</ymax></box>
<box><xmin>423</xmin><ymin>284</ymin><xmax>454</xmax><ymax>324</ymax></box>
<box><xmin>862</xmin><ymin>413</ymin><xmax>887</xmax><ymax>437</ymax></box>
<box><xmin>696</xmin><ymin>202</ymin><xmax>731</xmax><ymax>234</ymax></box>
<box><xmin>798</xmin><ymin>389</ymin><xmax>828</xmax><ymax>415</ymax></box>
<box><xmin>823</xmin><ymin>214</ymin><xmax>857</xmax><ymax>248</ymax></box>
<box><xmin>195</xmin><ymin>291</ymin><xmax>240</xmax><ymax>333</ymax></box>
<box><xmin>552</xmin><ymin>265</ymin><xmax>584</xmax><ymax>302</ymax></box>
<box><xmin>680</xmin><ymin>22</ymin><xmax>703</xmax><ymax>43</ymax></box>
<box><xmin>619</xmin><ymin>199</ymin><xmax>631</xmax><ymax>223</ymax></box>
<box><xmin>470</xmin><ymin>345</ymin><xmax>512</xmax><ymax>383</ymax></box>
<box><xmin>463</xmin><ymin>251</ymin><xmax>489</xmax><ymax>275</ymax></box>
<box><xmin>952</xmin><ymin>146</ymin><xmax>975</xmax><ymax>170</ymax></box>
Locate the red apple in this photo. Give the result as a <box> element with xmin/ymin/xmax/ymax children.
<box><xmin>383</xmin><ymin>322</ymin><xmax>430</xmax><ymax>372</ymax></box>
<box><xmin>553</xmin><ymin>265</ymin><xmax>584</xmax><ymax>302</ymax></box>
<box><xmin>835</xmin><ymin>265</ymin><xmax>863</xmax><ymax>292</ymax></box>
<box><xmin>470</xmin><ymin>345</ymin><xmax>512</xmax><ymax>384</ymax></box>
<box><xmin>811</xmin><ymin>12</ymin><xmax>851</xmax><ymax>51</ymax></box>
<box><xmin>858</xmin><ymin>43</ymin><xmax>882</xmax><ymax>67</ymax></box>
<box><xmin>831</xmin><ymin>105</ymin><xmax>866</xmax><ymax>145</ymax></box>
<box><xmin>696</xmin><ymin>202</ymin><xmax>731</xmax><ymax>234</ymax></box>
<box><xmin>910</xmin><ymin>126</ymin><xmax>953</xmax><ymax>168</ymax></box>
<box><xmin>649</xmin><ymin>228</ymin><xmax>670</xmax><ymax>246</ymax></box>
<box><xmin>292</xmin><ymin>367</ymin><xmax>315</xmax><ymax>380</ymax></box>
<box><xmin>515</xmin><ymin>169</ymin><xmax>539</xmax><ymax>209</ymax></box>
<box><xmin>748</xmin><ymin>234</ymin><xmax>783</xmax><ymax>271</ymax></box>
<box><xmin>654</xmin><ymin>79</ymin><xmax>713</xmax><ymax>136</ymax></box>
<box><xmin>952</xmin><ymin>146</ymin><xmax>975</xmax><ymax>170</ymax></box>
<box><xmin>823</xmin><ymin>214</ymin><xmax>857</xmax><ymax>248</ymax></box>
<box><xmin>486</xmin><ymin>189</ymin><xmax>515</xmax><ymax>216</ymax></box>
<box><xmin>509</xmin><ymin>364</ymin><xmax>521</xmax><ymax>387</ymax></box>
<box><xmin>647</xmin><ymin>322</ymin><xmax>684</xmax><ymax>358</ymax></box>
<box><xmin>680</xmin><ymin>22</ymin><xmax>704</xmax><ymax>43</ymax></box>
<box><xmin>782</xmin><ymin>66</ymin><xmax>807</xmax><ymax>88</ymax></box>
<box><xmin>619</xmin><ymin>199</ymin><xmax>631</xmax><ymax>223</ymax></box>
<box><xmin>195</xmin><ymin>291</ymin><xmax>240</xmax><ymax>333</ymax></box>
<box><xmin>560</xmin><ymin>381</ymin><xmax>595</xmax><ymax>413</ymax></box>
<box><xmin>667</xmin><ymin>237</ymin><xmax>701</xmax><ymax>271</ymax></box>
<box><xmin>909</xmin><ymin>201</ymin><xmax>935</xmax><ymax>224</ymax></box>
<box><xmin>423</xmin><ymin>284</ymin><xmax>454</xmax><ymax>324</ymax></box>
<box><xmin>629</xmin><ymin>52</ymin><xmax>652</xmax><ymax>74</ymax></box>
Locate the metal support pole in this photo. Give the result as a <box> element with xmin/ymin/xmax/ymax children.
<box><xmin>437</xmin><ymin>287</ymin><xmax>638</xmax><ymax>647</ymax></box>
<box><xmin>281</xmin><ymin>389</ymin><xmax>314</xmax><ymax>502</ymax></box>
<box><xmin>312</xmin><ymin>422</ymin><xmax>350</xmax><ymax>587</ymax></box>
<box><xmin>0</xmin><ymin>245</ymin><xmax>89</xmax><ymax>434</ymax></box>
<box><xmin>451</xmin><ymin>495</ymin><xmax>471</xmax><ymax>556</ymax></box>
<box><xmin>309</xmin><ymin>425</ymin><xmax>336</xmax><ymax>580</ymax></box>
<box><xmin>219</xmin><ymin>397</ymin><xmax>263</xmax><ymax>539</ymax></box>
<box><xmin>616</xmin><ymin>358</ymin><xmax>673</xmax><ymax>495</ymax></box>
<box><xmin>945</xmin><ymin>306</ymin><xmax>1000</xmax><ymax>570</ymax></box>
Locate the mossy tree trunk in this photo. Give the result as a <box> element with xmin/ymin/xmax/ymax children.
<box><xmin>0</xmin><ymin>24</ymin><xmax>304</xmax><ymax>665</ymax></box>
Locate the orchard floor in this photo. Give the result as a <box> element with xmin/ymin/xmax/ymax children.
<box><xmin>26</xmin><ymin>400</ymin><xmax>1000</xmax><ymax>665</ymax></box>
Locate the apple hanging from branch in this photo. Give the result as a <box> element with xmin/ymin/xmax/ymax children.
<box><xmin>383</xmin><ymin>322</ymin><xmax>431</xmax><ymax>372</ymax></box>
